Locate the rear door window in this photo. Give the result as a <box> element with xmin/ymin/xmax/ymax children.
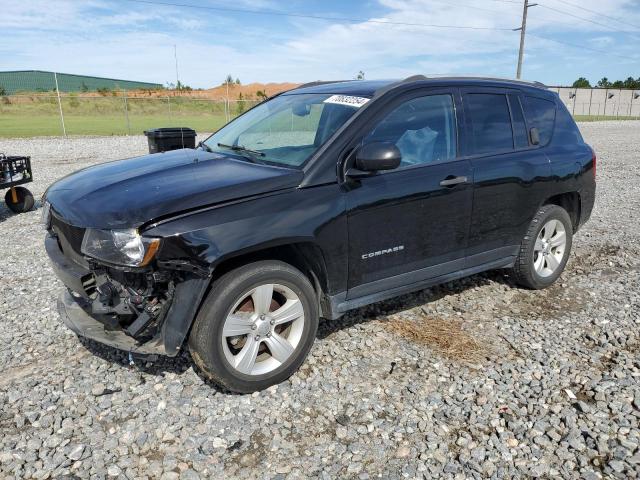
<box><xmin>464</xmin><ymin>94</ymin><xmax>514</xmax><ymax>155</ymax></box>
<box><xmin>522</xmin><ymin>96</ymin><xmax>556</xmax><ymax>146</ymax></box>
<box><xmin>508</xmin><ymin>94</ymin><xmax>530</xmax><ymax>149</ymax></box>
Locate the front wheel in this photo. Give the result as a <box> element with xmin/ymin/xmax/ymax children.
<box><xmin>511</xmin><ymin>204</ymin><xmax>573</xmax><ymax>289</ymax></box>
<box><xmin>189</xmin><ymin>260</ymin><xmax>318</xmax><ymax>393</ymax></box>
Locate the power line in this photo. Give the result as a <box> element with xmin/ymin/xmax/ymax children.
<box><xmin>116</xmin><ymin>0</ymin><xmax>640</xmax><ymax>64</ymax></box>
<box><xmin>554</xmin><ymin>0</ymin><xmax>640</xmax><ymax>30</ymax></box>
<box><xmin>429</xmin><ymin>0</ymin><xmax>521</xmax><ymax>18</ymax></box>
<box><xmin>537</xmin><ymin>2</ymin><xmax>640</xmax><ymax>33</ymax></box>
<box><xmin>120</xmin><ymin>0</ymin><xmax>515</xmax><ymax>31</ymax></box>
<box><xmin>527</xmin><ymin>31</ymin><xmax>638</xmax><ymax>61</ymax></box>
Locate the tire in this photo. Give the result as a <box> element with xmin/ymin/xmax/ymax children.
<box><xmin>5</xmin><ymin>187</ymin><xmax>35</xmax><ymax>213</ymax></box>
<box><xmin>188</xmin><ymin>260</ymin><xmax>319</xmax><ymax>393</ymax></box>
<box><xmin>511</xmin><ymin>204</ymin><xmax>573</xmax><ymax>289</ymax></box>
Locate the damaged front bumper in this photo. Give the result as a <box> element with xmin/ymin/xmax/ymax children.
<box><xmin>46</xmin><ymin>233</ymin><xmax>209</xmax><ymax>357</ymax></box>
<box><xmin>57</xmin><ymin>290</ymin><xmax>166</xmax><ymax>354</ymax></box>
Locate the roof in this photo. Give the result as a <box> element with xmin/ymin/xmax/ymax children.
<box><xmin>287</xmin><ymin>76</ymin><xmax>548</xmax><ymax>98</ymax></box>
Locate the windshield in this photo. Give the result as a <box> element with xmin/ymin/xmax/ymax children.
<box><xmin>203</xmin><ymin>93</ymin><xmax>367</xmax><ymax>168</ymax></box>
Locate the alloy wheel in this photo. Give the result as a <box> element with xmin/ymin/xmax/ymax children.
<box><xmin>533</xmin><ymin>219</ymin><xmax>567</xmax><ymax>278</ymax></box>
<box><xmin>221</xmin><ymin>283</ymin><xmax>305</xmax><ymax>375</ymax></box>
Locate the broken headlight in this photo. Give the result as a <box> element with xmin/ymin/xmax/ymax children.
<box><xmin>81</xmin><ymin>228</ymin><xmax>160</xmax><ymax>267</ymax></box>
<box><xmin>41</xmin><ymin>200</ymin><xmax>52</xmax><ymax>229</ymax></box>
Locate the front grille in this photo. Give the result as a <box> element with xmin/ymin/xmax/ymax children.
<box><xmin>51</xmin><ymin>213</ymin><xmax>86</xmax><ymax>255</ymax></box>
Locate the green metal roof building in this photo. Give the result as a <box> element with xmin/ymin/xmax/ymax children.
<box><xmin>0</xmin><ymin>70</ymin><xmax>162</xmax><ymax>94</ymax></box>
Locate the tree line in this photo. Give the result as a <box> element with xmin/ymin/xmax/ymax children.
<box><xmin>572</xmin><ymin>77</ymin><xmax>640</xmax><ymax>89</ymax></box>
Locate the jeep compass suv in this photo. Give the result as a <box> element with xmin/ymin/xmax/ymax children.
<box><xmin>43</xmin><ymin>76</ymin><xmax>596</xmax><ymax>392</ymax></box>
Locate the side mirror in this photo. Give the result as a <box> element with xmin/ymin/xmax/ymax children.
<box><xmin>529</xmin><ymin>127</ymin><xmax>540</xmax><ymax>146</ymax></box>
<box><xmin>355</xmin><ymin>142</ymin><xmax>402</xmax><ymax>172</ymax></box>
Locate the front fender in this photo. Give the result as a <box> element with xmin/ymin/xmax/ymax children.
<box><xmin>144</xmin><ymin>185</ymin><xmax>348</xmax><ymax>294</ymax></box>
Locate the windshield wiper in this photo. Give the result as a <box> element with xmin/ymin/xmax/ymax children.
<box><xmin>198</xmin><ymin>141</ymin><xmax>213</xmax><ymax>152</ymax></box>
<box><xmin>217</xmin><ymin>143</ymin><xmax>265</xmax><ymax>158</ymax></box>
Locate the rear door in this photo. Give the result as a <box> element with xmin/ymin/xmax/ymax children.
<box><xmin>461</xmin><ymin>88</ymin><xmax>552</xmax><ymax>265</ymax></box>
<box><xmin>344</xmin><ymin>89</ymin><xmax>474</xmax><ymax>298</ymax></box>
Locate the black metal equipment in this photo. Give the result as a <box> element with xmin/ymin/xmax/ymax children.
<box><xmin>1</xmin><ymin>154</ymin><xmax>35</xmax><ymax>213</ymax></box>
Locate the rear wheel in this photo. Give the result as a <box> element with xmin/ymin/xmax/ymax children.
<box><xmin>189</xmin><ymin>260</ymin><xmax>318</xmax><ymax>393</ymax></box>
<box><xmin>512</xmin><ymin>204</ymin><xmax>573</xmax><ymax>289</ymax></box>
<box><xmin>5</xmin><ymin>186</ymin><xmax>34</xmax><ymax>213</ymax></box>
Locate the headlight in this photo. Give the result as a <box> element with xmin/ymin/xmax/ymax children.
<box><xmin>41</xmin><ymin>201</ymin><xmax>52</xmax><ymax>229</ymax></box>
<box><xmin>81</xmin><ymin>228</ymin><xmax>160</xmax><ymax>267</ymax></box>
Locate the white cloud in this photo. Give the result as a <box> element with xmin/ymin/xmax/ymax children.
<box><xmin>1</xmin><ymin>0</ymin><xmax>638</xmax><ymax>87</ymax></box>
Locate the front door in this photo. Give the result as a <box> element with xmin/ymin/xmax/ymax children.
<box><xmin>344</xmin><ymin>90</ymin><xmax>473</xmax><ymax>299</ymax></box>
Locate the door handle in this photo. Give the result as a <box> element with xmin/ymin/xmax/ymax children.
<box><xmin>439</xmin><ymin>175</ymin><xmax>468</xmax><ymax>187</ymax></box>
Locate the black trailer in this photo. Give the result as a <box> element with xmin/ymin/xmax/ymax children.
<box><xmin>1</xmin><ymin>154</ymin><xmax>34</xmax><ymax>213</ymax></box>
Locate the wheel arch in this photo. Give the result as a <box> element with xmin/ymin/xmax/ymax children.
<box><xmin>542</xmin><ymin>191</ymin><xmax>581</xmax><ymax>232</ymax></box>
<box><xmin>205</xmin><ymin>241</ymin><xmax>332</xmax><ymax>318</ymax></box>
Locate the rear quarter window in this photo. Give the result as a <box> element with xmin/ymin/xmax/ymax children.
<box><xmin>553</xmin><ymin>102</ymin><xmax>585</xmax><ymax>145</ymax></box>
<box><xmin>522</xmin><ymin>96</ymin><xmax>556</xmax><ymax>146</ymax></box>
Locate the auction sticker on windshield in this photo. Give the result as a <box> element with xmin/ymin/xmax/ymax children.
<box><xmin>323</xmin><ymin>95</ymin><xmax>370</xmax><ymax>108</ymax></box>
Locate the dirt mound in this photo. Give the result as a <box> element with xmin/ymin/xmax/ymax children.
<box><xmin>122</xmin><ymin>82</ymin><xmax>300</xmax><ymax>100</ymax></box>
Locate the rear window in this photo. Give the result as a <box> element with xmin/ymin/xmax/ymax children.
<box><xmin>522</xmin><ymin>96</ymin><xmax>556</xmax><ymax>146</ymax></box>
<box><xmin>465</xmin><ymin>94</ymin><xmax>514</xmax><ymax>155</ymax></box>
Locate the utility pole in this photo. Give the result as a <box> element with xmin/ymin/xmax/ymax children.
<box><xmin>514</xmin><ymin>0</ymin><xmax>537</xmax><ymax>79</ymax></box>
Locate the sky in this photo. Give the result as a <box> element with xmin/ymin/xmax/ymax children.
<box><xmin>1</xmin><ymin>0</ymin><xmax>639</xmax><ymax>88</ymax></box>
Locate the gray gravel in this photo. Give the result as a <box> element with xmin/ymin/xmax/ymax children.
<box><xmin>1</xmin><ymin>123</ymin><xmax>639</xmax><ymax>479</ymax></box>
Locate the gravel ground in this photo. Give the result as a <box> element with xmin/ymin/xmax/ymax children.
<box><xmin>1</xmin><ymin>123</ymin><xmax>639</xmax><ymax>479</ymax></box>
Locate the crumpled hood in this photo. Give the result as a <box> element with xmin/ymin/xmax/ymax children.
<box><xmin>45</xmin><ymin>148</ymin><xmax>303</xmax><ymax>229</ymax></box>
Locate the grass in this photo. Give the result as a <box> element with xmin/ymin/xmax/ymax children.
<box><xmin>384</xmin><ymin>314</ymin><xmax>490</xmax><ymax>363</ymax></box>
<box><xmin>575</xmin><ymin>115</ymin><xmax>640</xmax><ymax>122</ymax></box>
<box><xmin>0</xmin><ymin>114</ymin><xmax>230</xmax><ymax>137</ymax></box>
<box><xmin>0</xmin><ymin>96</ymin><xmax>258</xmax><ymax>137</ymax></box>
<box><xmin>2</xmin><ymin>95</ymin><xmax>638</xmax><ymax>138</ymax></box>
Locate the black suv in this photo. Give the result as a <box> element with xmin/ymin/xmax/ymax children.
<box><xmin>44</xmin><ymin>76</ymin><xmax>596</xmax><ymax>392</ymax></box>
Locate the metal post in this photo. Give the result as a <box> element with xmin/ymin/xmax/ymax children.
<box><xmin>174</xmin><ymin>44</ymin><xmax>180</xmax><ymax>90</ymax></box>
<box><xmin>226</xmin><ymin>79</ymin><xmax>232</xmax><ymax>122</ymax></box>
<box><xmin>54</xmin><ymin>72</ymin><xmax>67</xmax><ymax>137</ymax></box>
<box><xmin>123</xmin><ymin>89</ymin><xmax>131</xmax><ymax>135</ymax></box>
<box><xmin>572</xmin><ymin>88</ymin><xmax>577</xmax><ymax>115</ymax></box>
<box><xmin>515</xmin><ymin>1</ymin><xmax>537</xmax><ymax>79</ymax></box>
<box><xmin>588</xmin><ymin>88</ymin><xmax>593</xmax><ymax>117</ymax></box>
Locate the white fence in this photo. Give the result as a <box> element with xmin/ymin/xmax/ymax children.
<box><xmin>550</xmin><ymin>87</ymin><xmax>640</xmax><ymax>118</ymax></box>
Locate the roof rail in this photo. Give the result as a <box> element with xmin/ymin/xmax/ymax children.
<box><xmin>373</xmin><ymin>75</ymin><xmax>429</xmax><ymax>97</ymax></box>
<box><xmin>292</xmin><ymin>80</ymin><xmax>350</xmax><ymax>90</ymax></box>
<box><xmin>473</xmin><ymin>76</ymin><xmax>547</xmax><ymax>88</ymax></box>
<box><xmin>399</xmin><ymin>74</ymin><xmax>429</xmax><ymax>84</ymax></box>
<box><xmin>373</xmin><ymin>74</ymin><xmax>547</xmax><ymax>97</ymax></box>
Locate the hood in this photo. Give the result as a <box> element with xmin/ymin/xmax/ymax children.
<box><xmin>45</xmin><ymin>149</ymin><xmax>303</xmax><ymax>229</ymax></box>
